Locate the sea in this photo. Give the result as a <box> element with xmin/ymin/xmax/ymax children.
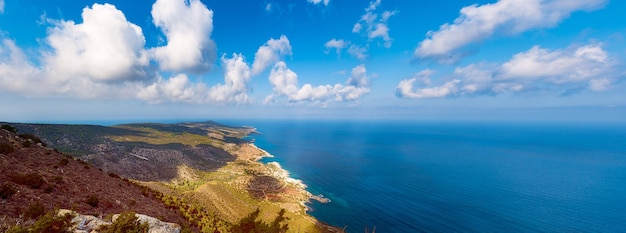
<box><xmin>220</xmin><ymin>119</ymin><xmax>626</xmax><ymax>233</ymax></box>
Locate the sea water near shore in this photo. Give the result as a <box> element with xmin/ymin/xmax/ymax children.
<box><xmin>225</xmin><ymin>119</ymin><xmax>626</xmax><ymax>233</ymax></box>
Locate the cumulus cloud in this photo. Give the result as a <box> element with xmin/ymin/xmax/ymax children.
<box><xmin>265</xmin><ymin>63</ymin><xmax>371</xmax><ymax>104</ymax></box>
<box><xmin>307</xmin><ymin>0</ymin><xmax>330</xmax><ymax>6</ymax></box>
<box><xmin>151</xmin><ymin>0</ymin><xmax>216</xmax><ymax>73</ymax></box>
<box><xmin>137</xmin><ymin>54</ymin><xmax>252</xmax><ymax>104</ymax></box>
<box><xmin>44</xmin><ymin>3</ymin><xmax>149</xmax><ymax>82</ymax></box>
<box><xmin>398</xmin><ymin>43</ymin><xmax>619</xmax><ymax>99</ymax></box>
<box><xmin>251</xmin><ymin>35</ymin><xmax>292</xmax><ymax>76</ymax></box>
<box><xmin>324</xmin><ymin>39</ymin><xmax>348</xmax><ymax>54</ymax></box>
<box><xmin>208</xmin><ymin>54</ymin><xmax>252</xmax><ymax>103</ymax></box>
<box><xmin>353</xmin><ymin>0</ymin><xmax>396</xmax><ymax>48</ymax></box>
<box><xmin>414</xmin><ymin>0</ymin><xmax>607</xmax><ymax>63</ymax></box>
<box><xmin>0</xmin><ymin>2</ymin><xmax>255</xmax><ymax>105</ymax></box>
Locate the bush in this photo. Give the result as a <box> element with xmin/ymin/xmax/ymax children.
<box><xmin>0</xmin><ymin>183</ymin><xmax>17</xmax><ymax>199</ymax></box>
<box><xmin>23</xmin><ymin>202</ymin><xmax>46</xmax><ymax>219</ymax></box>
<box><xmin>0</xmin><ymin>142</ymin><xmax>14</xmax><ymax>155</ymax></box>
<box><xmin>18</xmin><ymin>133</ymin><xmax>44</xmax><ymax>144</ymax></box>
<box><xmin>99</xmin><ymin>211</ymin><xmax>149</xmax><ymax>233</ymax></box>
<box><xmin>86</xmin><ymin>195</ymin><xmax>99</xmax><ymax>207</ymax></box>
<box><xmin>44</xmin><ymin>184</ymin><xmax>54</xmax><ymax>193</ymax></box>
<box><xmin>1</xmin><ymin>124</ymin><xmax>17</xmax><ymax>133</ymax></box>
<box><xmin>11</xmin><ymin>173</ymin><xmax>45</xmax><ymax>189</ymax></box>
<box><xmin>59</xmin><ymin>158</ymin><xmax>69</xmax><ymax>166</ymax></box>
<box><xmin>8</xmin><ymin>209</ymin><xmax>74</xmax><ymax>233</ymax></box>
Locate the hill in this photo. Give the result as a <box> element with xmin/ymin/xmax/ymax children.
<box><xmin>0</xmin><ymin>125</ymin><xmax>191</xmax><ymax>232</ymax></box>
<box><xmin>2</xmin><ymin>121</ymin><xmax>340</xmax><ymax>232</ymax></box>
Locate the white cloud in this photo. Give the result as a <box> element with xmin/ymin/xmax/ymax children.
<box><xmin>307</xmin><ymin>0</ymin><xmax>330</xmax><ymax>6</ymax></box>
<box><xmin>353</xmin><ymin>0</ymin><xmax>396</xmax><ymax>48</ymax></box>
<box><xmin>396</xmin><ymin>70</ymin><xmax>461</xmax><ymax>99</ymax></box>
<box><xmin>265</xmin><ymin>3</ymin><xmax>272</xmax><ymax>12</ymax></box>
<box><xmin>324</xmin><ymin>39</ymin><xmax>348</xmax><ymax>54</ymax></box>
<box><xmin>137</xmin><ymin>74</ymin><xmax>208</xmax><ymax>104</ymax></box>
<box><xmin>0</xmin><ymin>39</ymin><xmax>42</xmax><ymax>92</ymax></box>
<box><xmin>348</xmin><ymin>44</ymin><xmax>368</xmax><ymax>60</ymax></box>
<box><xmin>44</xmin><ymin>3</ymin><xmax>149</xmax><ymax>82</ymax></box>
<box><xmin>266</xmin><ymin>63</ymin><xmax>371</xmax><ymax>104</ymax></box>
<box><xmin>0</xmin><ymin>0</ymin><xmax>4</xmax><ymax>14</ymax></box>
<box><xmin>151</xmin><ymin>0</ymin><xmax>216</xmax><ymax>73</ymax></box>
<box><xmin>251</xmin><ymin>35</ymin><xmax>292</xmax><ymax>76</ymax></box>
<box><xmin>500</xmin><ymin>44</ymin><xmax>609</xmax><ymax>83</ymax></box>
<box><xmin>398</xmin><ymin>43</ymin><xmax>620</xmax><ymax>99</ymax></box>
<box><xmin>414</xmin><ymin>0</ymin><xmax>607</xmax><ymax>63</ymax></box>
<box><xmin>208</xmin><ymin>54</ymin><xmax>252</xmax><ymax>103</ymax></box>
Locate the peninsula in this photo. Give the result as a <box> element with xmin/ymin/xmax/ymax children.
<box><xmin>2</xmin><ymin>121</ymin><xmax>339</xmax><ymax>232</ymax></box>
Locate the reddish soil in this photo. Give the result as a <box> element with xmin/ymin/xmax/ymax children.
<box><xmin>0</xmin><ymin>128</ymin><xmax>188</xmax><ymax>227</ymax></box>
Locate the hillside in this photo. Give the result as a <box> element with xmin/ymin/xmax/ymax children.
<box><xmin>3</xmin><ymin>121</ymin><xmax>340</xmax><ymax>232</ymax></box>
<box><xmin>0</xmin><ymin>125</ymin><xmax>191</xmax><ymax>232</ymax></box>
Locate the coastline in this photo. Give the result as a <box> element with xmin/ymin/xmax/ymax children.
<box><xmin>246</xmin><ymin>141</ymin><xmax>331</xmax><ymax>206</ymax></box>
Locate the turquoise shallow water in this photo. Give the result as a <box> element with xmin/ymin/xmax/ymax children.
<box><xmin>225</xmin><ymin>120</ymin><xmax>626</xmax><ymax>233</ymax></box>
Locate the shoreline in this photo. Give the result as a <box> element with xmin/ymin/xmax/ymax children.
<box><xmin>246</xmin><ymin>141</ymin><xmax>331</xmax><ymax>208</ymax></box>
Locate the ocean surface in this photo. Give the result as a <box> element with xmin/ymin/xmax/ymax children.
<box><xmin>222</xmin><ymin>120</ymin><xmax>626</xmax><ymax>233</ymax></box>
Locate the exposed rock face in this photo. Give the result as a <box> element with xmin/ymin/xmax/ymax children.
<box><xmin>58</xmin><ymin>209</ymin><xmax>181</xmax><ymax>233</ymax></box>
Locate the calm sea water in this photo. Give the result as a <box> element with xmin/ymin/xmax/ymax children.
<box><xmin>225</xmin><ymin>120</ymin><xmax>626</xmax><ymax>233</ymax></box>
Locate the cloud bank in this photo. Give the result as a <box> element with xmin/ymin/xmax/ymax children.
<box><xmin>399</xmin><ymin>43</ymin><xmax>617</xmax><ymax>98</ymax></box>
<box><xmin>265</xmin><ymin>63</ymin><xmax>371</xmax><ymax>104</ymax></box>
<box><xmin>414</xmin><ymin>0</ymin><xmax>607</xmax><ymax>63</ymax></box>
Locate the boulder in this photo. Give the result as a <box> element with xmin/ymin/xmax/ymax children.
<box><xmin>58</xmin><ymin>209</ymin><xmax>181</xmax><ymax>233</ymax></box>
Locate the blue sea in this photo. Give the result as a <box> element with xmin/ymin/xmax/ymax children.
<box><xmin>223</xmin><ymin>120</ymin><xmax>626</xmax><ymax>233</ymax></box>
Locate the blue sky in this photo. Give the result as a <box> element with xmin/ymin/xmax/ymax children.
<box><xmin>0</xmin><ymin>0</ymin><xmax>625</xmax><ymax>122</ymax></box>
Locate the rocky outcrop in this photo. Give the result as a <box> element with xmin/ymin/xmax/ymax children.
<box><xmin>58</xmin><ymin>209</ymin><xmax>181</xmax><ymax>233</ymax></box>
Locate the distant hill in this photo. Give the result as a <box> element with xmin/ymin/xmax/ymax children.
<box><xmin>8</xmin><ymin>121</ymin><xmax>256</xmax><ymax>181</ymax></box>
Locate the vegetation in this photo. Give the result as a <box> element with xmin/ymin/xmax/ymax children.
<box><xmin>86</xmin><ymin>195</ymin><xmax>100</xmax><ymax>207</ymax></box>
<box><xmin>18</xmin><ymin>134</ymin><xmax>45</xmax><ymax>146</ymax></box>
<box><xmin>99</xmin><ymin>211</ymin><xmax>150</xmax><ymax>233</ymax></box>
<box><xmin>0</xmin><ymin>142</ymin><xmax>14</xmax><ymax>154</ymax></box>
<box><xmin>11</xmin><ymin>173</ymin><xmax>45</xmax><ymax>189</ymax></box>
<box><xmin>6</xmin><ymin>209</ymin><xmax>74</xmax><ymax>233</ymax></box>
<box><xmin>0</xmin><ymin>183</ymin><xmax>17</xmax><ymax>199</ymax></box>
<box><xmin>230</xmin><ymin>208</ymin><xmax>289</xmax><ymax>233</ymax></box>
<box><xmin>1</xmin><ymin>124</ymin><xmax>17</xmax><ymax>133</ymax></box>
<box><xmin>59</xmin><ymin>158</ymin><xmax>69</xmax><ymax>166</ymax></box>
<box><xmin>23</xmin><ymin>202</ymin><xmax>46</xmax><ymax>219</ymax></box>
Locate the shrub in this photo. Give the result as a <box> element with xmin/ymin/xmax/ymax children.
<box><xmin>0</xmin><ymin>183</ymin><xmax>17</xmax><ymax>199</ymax></box>
<box><xmin>86</xmin><ymin>195</ymin><xmax>99</xmax><ymax>207</ymax></box>
<box><xmin>1</xmin><ymin>124</ymin><xmax>17</xmax><ymax>133</ymax></box>
<box><xmin>22</xmin><ymin>140</ymin><xmax>31</xmax><ymax>147</ymax></box>
<box><xmin>108</xmin><ymin>172</ymin><xmax>120</xmax><ymax>179</ymax></box>
<box><xmin>52</xmin><ymin>176</ymin><xmax>64</xmax><ymax>184</ymax></box>
<box><xmin>8</xmin><ymin>209</ymin><xmax>74</xmax><ymax>233</ymax></box>
<box><xmin>23</xmin><ymin>202</ymin><xmax>46</xmax><ymax>219</ymax></box>
<box><xmin>99</xmin><ymin>211</ymin><xmax>149</xmax><ymax>233</ymax></box>
<box><xmin>18</xmin><ymin>134</ymin><xmax>44</xmax><ymax>145</ymax></box>
<box><xmin>0</xmin><ymin>142</ymin><xmax>14</xmax><ymax>155</ymax></box>
<box><xmin>44</xmin><ymin>184</ymin><xmax>54</xmax><ymax>193</ymax></box>
<box><xmin>11</xmin><ymin>173</ymin><xmax>45</xmax><ymax>189</ymax></box>
<box><xmin>59</xmin><ymin>158</ymin><xmax>69</xmax><ymax>166</ymax></box>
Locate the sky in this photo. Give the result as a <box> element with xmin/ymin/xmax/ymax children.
<box><xmin>0</xmin><ymin>0</ymin><xmax>625</xmax><ymax>122</ymax></box>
